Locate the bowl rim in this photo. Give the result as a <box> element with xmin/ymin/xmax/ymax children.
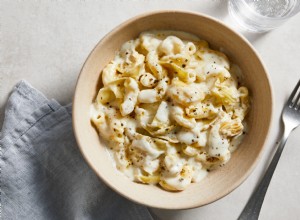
<box><xmin>72</xmin><ymin>9</ymin><xmax>274</xmax><ymax>209</ymax></box>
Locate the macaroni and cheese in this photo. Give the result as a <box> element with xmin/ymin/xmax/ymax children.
<box><xmin>90</xmin><ymin>31</ymin><xmax>250</xmax><ymax>191</ymax></box>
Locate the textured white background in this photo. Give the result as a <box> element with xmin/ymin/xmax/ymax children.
<box><xmin>1</xmin><ymin>0</ymin><xmax>300</xmax><ymax>219</ymax></box>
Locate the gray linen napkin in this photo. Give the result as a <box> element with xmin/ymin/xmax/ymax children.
<box><xmin>0</xmin><ymin>81</ymin><xmax>153</xmax><ymax>220</ymax></box>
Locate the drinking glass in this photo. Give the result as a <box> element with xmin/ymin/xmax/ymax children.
<box><xmin>228</xmin><ymin>0</ymin><xmax>300</xmax><ymax>32</ymax></box>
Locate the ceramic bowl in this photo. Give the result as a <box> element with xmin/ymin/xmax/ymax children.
<box><xmin>73</xmin><ymin>10</ymin><xmax>273</xmax><ymax>209</ymax></box>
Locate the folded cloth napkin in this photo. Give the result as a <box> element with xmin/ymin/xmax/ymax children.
<box><xmin>0</xmin><ymin>81</ymin><xmax>153</xmax><ymax>220</ymax></box>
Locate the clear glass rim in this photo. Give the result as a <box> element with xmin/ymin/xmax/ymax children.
<box><xmin>237</xmin><ymin>0</ymin><xmax>300</xmax><ymax>20</ymax></box>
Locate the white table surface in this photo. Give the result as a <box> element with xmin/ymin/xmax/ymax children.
<box><xmin>1</xmin><ymin>1</ymin><xmax>300</xmax><ymax>219</ymax></box>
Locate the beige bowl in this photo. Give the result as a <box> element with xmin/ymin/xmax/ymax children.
<box><xmin>73</xmin><ymin>10</ymin><xmax>273</xmax><ymax>209</ymax></box>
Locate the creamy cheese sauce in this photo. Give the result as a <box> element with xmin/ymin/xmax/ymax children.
<box><xmin>90</xmin><ymin>30</ymin><xmax>250</xmax><ymax>191</ymax></box>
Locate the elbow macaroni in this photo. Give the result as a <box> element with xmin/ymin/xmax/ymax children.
<box><xmin>90</xmin><ymin>30</ymin><xmax>250</xmax><ymax>191</ymax></box>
